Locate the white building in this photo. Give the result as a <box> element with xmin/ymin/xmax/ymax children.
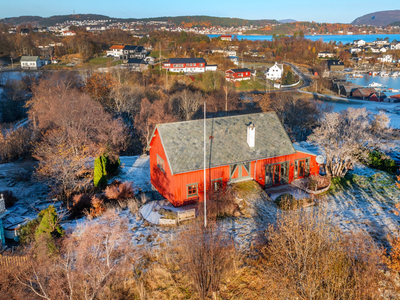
<box><xmin>318</xmin><ymin>51</ymin><xmax>335</xmax><ymax>58</ymax></box>
<box><xmin>354</xmin><ymin>39</ymin><xmax>366</xmax><ymax>46</ymax></box>
<box><xmin>106</xmin><ymin>45</ymin><xmax>124</xmax><ymax>58</ymax></box>
<box><xmin>350</xmin><ymin>47</ymin><xmax>362</xmax><ymax>54</ymax></box>
<box><xmin>61</xmin><ymin>31</ymin><xmax>76</xmax><ymax>36</ymax></box>
<box><xmin>265</xmin><ymin>62</ymin><xmax>283</xmax><ymax>81</ymax></box>
<box><xmin>378</xmin><ymin>55</ymin><xmax>393</xmax><ymax>63</ymax></box>
<box><xmin>228</xmin><ymin>56</ymin><xmax>239</xmax><ymax>66</ymax></box>
<box><xmin>20</xmin><ymin>56</ymin><xmax>48</xmax><ymax>70</ymax></box>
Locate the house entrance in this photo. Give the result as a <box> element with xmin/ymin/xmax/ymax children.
<box><xmin>229</xmin><ymin>162</ymin><xmax>251</xmax><ymax>182</ymax></box>
<box><xmin>265</xmin><ymin>161</ymin><xmax>289</xmax><ymax>188</ymax></box>
<box><xmin>294</xmin><ymin>158</ymin><xmax>310</xmax><ymax>179</ymax></box>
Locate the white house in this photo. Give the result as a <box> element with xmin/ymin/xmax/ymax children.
<box><xmin>379</xmin><ymin>47</ymin><xmax>388</xmax><ymax>53</ymax></box>
<box><xmin>20</xmin><ymin>56</ymin><xmax>47</xmax><ymax>70</ymax></box>
<box><xmin>353</xmin><ymin>39</ymin><xmax>366</xmax><ymax>46</ymax></box>
<box><xmin>318</xmin><ymin>51</ymin><xmax>335</xmax><ymax>58</ymax></box>
<box><xmin>228</xmin><ymin>56</ymin><xmax>239</xmax><ymax>66</ymax></box>
<box><xmin>265</xmin><ymin>62</ymin><xmax>283</xmax><ymax>81</ymax></box>
<box><xmin>378</xmin><ymin>55</ymin><xmax>393</xmax><ymax>63</ymax></box>
<box><xmin>224</xmin><ymin>50</ymin><xmax>237</xmax><ymax>57</ymax></box>
<box><xmin>390</xmin><ymin>43</ymin><xmax>400</xmax><ymax>50</ymax></box>
<box><xmin>350</xmin><ymin>47</ymin><xmax>362</xmax><ymax>54</ymax></box>
<box><xmin>106</xmin><ymin>45</ymin><xmax>124</xmax><ymax>58</ymax></box>
<box><xmin>61</xmin><ymin>31</ymin><xmax>76</xmax><ymax>36</ymax></box>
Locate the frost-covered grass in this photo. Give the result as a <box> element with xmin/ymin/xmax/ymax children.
<box><xmin>317</xmin><ymin>165</ymin><xmax>400</xmax><ymax>245</ymax></box>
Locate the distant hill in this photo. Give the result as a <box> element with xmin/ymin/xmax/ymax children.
<box><xmin>351</xmin><ymin>10</ymin><xmax>400</xmax><ymax>26</ymax></box>
<box><xmin>0</xmin><ymin>14</ymin><xmax>279</xmax><ymax>27</ymax></box>
<box><xmin>278</xmin><ymin>19</ymin><xmax>297</xmax><ymax>23</ymax></box>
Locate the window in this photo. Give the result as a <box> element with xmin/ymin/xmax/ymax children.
<box><xmin>187</xmin><ymin>183</ymin><xmax>198</xmax><ymax>198</ymax></box>
<box><xmin>212</xmin><ymin>179</ymin><xmax>222</xmax><ymax>191</ymax></box>
<box><xmin>157</xmin><ymin>154</ymin><xmax>165</xmax><ymax>172</ymax></box>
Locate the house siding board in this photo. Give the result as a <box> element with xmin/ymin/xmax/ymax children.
<box><xmin>149</xmin><ymin>129</ymin><xmax>175</xmax><ymax>203</ymax></box>
<box><xmin>165</xmin><ymin>151</ymin><xmax>319</xmax><ymax>206</ymax></box>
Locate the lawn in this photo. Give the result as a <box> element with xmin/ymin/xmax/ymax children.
<box><xmin>87</xmin><ymin>57</ymin><xmax>114</xmax><ymax>66</ymax></box>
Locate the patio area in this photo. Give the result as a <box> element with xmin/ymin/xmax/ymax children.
<box><xmin>266</xmin><ymin>184</ymin><xmax>311</xmax><ymax>201</ymax></box>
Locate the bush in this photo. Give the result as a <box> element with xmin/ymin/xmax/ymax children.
<box><xmin>71</xmin><ymin>193</ymin><xmax>93</xmax><ymax>216</ymax></box>
<box><xmin>0</xmin><ymin>126</ymin><xmax>35</xmax><ymax>163</ymax></box>
<box><xmin>262</xmin><ymin>208</ymin><xmax>389</xmax><ymax>299</ymax></box>
<box><xmin>0</xmin><ymin>190</ymin><xmax>18</xmax><ymax>208</ymax></box>
<box><xmin>35</xmin><ymin>205</ymin><xmax>65</xmax><ymax>253</ymax></box>
<box><xmin>94</xmin><ymin>156</ymin><xmax>107</xmax><ymax>188</ymax></box>
<box><xmin>367</xmin><ymin>150</ymin><xmax>397</xmax><ymax>174</ymax></box>
<box><xmin>19</xmin><ymin>218</ymin><xmax>40</xmax><ymax>244</ymax></box>
<box><xmin>198</xmin><ymin>187</ymin><xmax>239</xmax><ymax>220</ymax></box>
<box><xmin>274</xmin><ymin>193</ymin><xmax>296</xmax><ymax>210</ymax></box>
<box><xmin>105</xmin><ymin>181</ymin><xmax>134</xmax><ymax>201</ymax></box>
<box><xmin>275</xmin><ymin>193</ymin><xmax>313</xmax><ymax>210</ymax></box>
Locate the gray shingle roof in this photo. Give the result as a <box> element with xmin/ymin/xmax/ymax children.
<box><xmin>20</xmin><ymin>56</ymin><xmax>39</xmax><ymax>62</ymax></box>
<box><xmin>154</xmin><ymin>112</ymin><xmax>296</xmax><ymax>174</ymax></box>
<box><xmin>169</xmin><ymin>58</ymin><xmax>206</xmax><ymax>64</ymax></box>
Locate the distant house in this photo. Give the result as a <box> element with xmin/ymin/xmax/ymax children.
<box><xmin>339</xmin><ymin>84</ymin><xmax>360</xmax><ymax>97</ymax></box>
<box><xmin>225</xmin><ymin>68</ymin><xmax>252</xmax><ymax>82</ymax></box>
<box><xmin>211</xmin><ymin>47</ymin><xmax>224</xmax><ymax>54</ymax></box>
<box><xmin>350</xmin><ymin>47</ymin><xmax>362</xmax><ymax>54</ymax></box>
<box><xmin>20</xmin><ymin>56</ymin><xmax>47</xmax><ymax>70</ymax></box>
<box><xmin>228</xmin><ymin>56</ymin><xmax>239</xmax><ymax>66</ymax></box>
<box><xmin>220</xmin><ymin>35</ymin><xmax>232</xmax><ymax>41</ymax></box>
<box><xmin>148</xmin><ymin>113</ymin><xmax>320</xmax><ymax>207</ymax></box>
<box><xmin>327</xmin><ymin>60</ymin><xmax>344</xmax><ymax>71</ymax></box>
<box><xmin>265</xmin><ymin>62</ymin><xmax>283</xmax><ymax>81</ymax></box>
<box><xmin>250</xmin><ymin>49</ymin><xmax>259</xmax><ymax>57</ymax></box>
<box><xmin>352</xmin><ymin>88</ymin><xmax>377</xmax><ymax>100</ymax></box>
<box><xmin>122</xmin><ymin>45</ymin><xmax>147</xmax><ymax>61</ymax></box>
<box><xmin>61</xmin><ymin>31</ymin><xmax>76</xmax><ymax>36</ymax></box>
<box><xmin>318</xmin><ymin>51</ymin><xmax>335</xmax><ymax>58</ymax></box>
<box><xmin>106</xmin><ymin>45</ymin><xmax>125</xmax><ymax>58</ymax></box>
<box><xmin>20</xmin><ymin>28</ymin><xmax>29</xmax><ymax>35</ymax></box>
<box><xmin>353</xmin><ymin>39</ymin><xmax>366</xmax><ymax>47</ymax></box>
<box><xmin>379</xmin><ymin>46</ymin><xmax>388</xmax><ymax>53</ymax></box>
<box><xmin>377</xmin><ymin>55</ymin><xmax>393</xmax><ymax>63</ymax></box>
<box><xmin>224</xmin><ymin>50</ymin><xmax>237</xmax><ymax>57</ymax></box>
<box><xmin>390</xmin><ymin>43</ymin><xmax>400</xmax><ymax>50</ymax></box>
<box><xmin>162</xmin><ymin>58</ymin><xmax>214</xmax><ymax>73</ymax></box>
<box><xmin>385</xmin><ymin>94</ymin><xmax>400</xmax><ymax>103</ymax></box>
<box><xmin>127</xmin><ymin>58</ymin><xmax>148</xmax><ymax>72</ymax></box>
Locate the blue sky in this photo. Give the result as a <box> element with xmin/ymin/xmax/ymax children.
<box><xmin>0</xmin><ymin>0</ymin><xmax>399</xmax><ymax>23</ymax></box>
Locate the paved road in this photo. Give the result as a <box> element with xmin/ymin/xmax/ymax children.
<box><xmin>252</xmin><ymin>61</ymin><xmax>313</xmax><ymax>94</ymax></box>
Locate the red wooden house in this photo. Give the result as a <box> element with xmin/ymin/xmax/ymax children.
<box><xmin>225</xmin><ymin>68</ymin><xmax>252</xmax><ymax>82</ymax></box>
<box><xmin>148</xmin><ymin>113</ymin><xmax>320</xmax><ymax>207</ymax></box>
<box><xmin>162</xmin><ymin>58</ymin><xmax>207</xmax><ymax>73</ymax></box>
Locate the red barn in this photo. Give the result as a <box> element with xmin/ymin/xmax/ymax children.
<box><xmin>225</xmin><ymin>68</ymin><xmax>252</xmax><ymax>82</ymax></box>
<box><xmin>148</xmin><ymin>113</ymin><xmax>320</xmax><ymax>207</ymax></box>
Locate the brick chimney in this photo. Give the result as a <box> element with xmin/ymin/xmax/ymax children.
<box><xmin>247</xmin><ymin>122</ymin><xmax>255</xmax><ymax>148</ymax></box>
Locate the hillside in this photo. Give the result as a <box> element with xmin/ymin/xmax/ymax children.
<box><xmin>351</xmin><ymin>10</ymin><xmax>400</xmax><ymax>26</ymax></box>
<box><xmin>0</xmin><ymin>14</ymin><xmax>278</xmax><ymax>27</ymax></box>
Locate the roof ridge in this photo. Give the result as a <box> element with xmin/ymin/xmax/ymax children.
<box><xmin>157</xmin><ymin>112</ymin><xmax>274</xmax><ymax>127</ymax></box>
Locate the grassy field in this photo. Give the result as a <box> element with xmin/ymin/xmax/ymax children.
<box><xmin>87</xmin><ymin>57</ymin><xmax>114</xmax><ymax>66</ymax></box>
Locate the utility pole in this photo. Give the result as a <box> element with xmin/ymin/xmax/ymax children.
<box><xmin>203</xmin><ymin>100</ymin><xmax>207</xmax><ymax>228</ymax></box>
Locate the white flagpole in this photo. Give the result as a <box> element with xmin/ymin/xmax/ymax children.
<box><xmin>204</xmin><ymin>100</ymin><xmax>207</xmax><ymax>228</ymax></box>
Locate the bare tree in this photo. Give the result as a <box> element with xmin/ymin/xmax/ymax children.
<box><xmin>173</xmin><ymin>89</ymin><xmax>202</xmax><ymax>121</ymax></box>
<box><xmin>27</xmin><ymin>76</ymin><xmax>126</xmax><ymax>201</ymax></box>
<box><xmin>180</xmin><ymin>222</ymin><xmax>235</xmax><ymax>300</ymax></box>
<box><xmin>262</xmin><ymin>208</ymin><xmax>389</xmax><ymax>300</ymax></box>
<box><xmin>308</xmin><ymin>108</ymin><xmax>392</xmax><ymax>177</ymax></box>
